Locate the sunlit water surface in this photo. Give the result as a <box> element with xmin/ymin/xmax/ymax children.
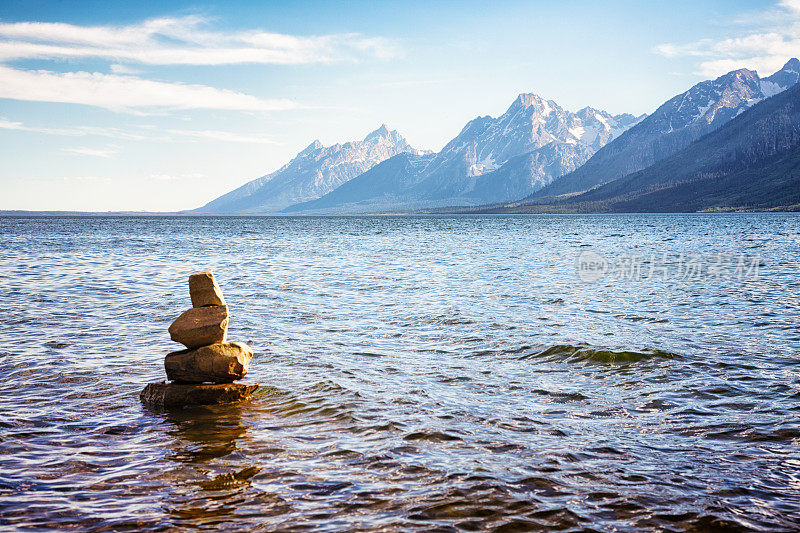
<box><xmin>1</xmin><ymin>214</ymin><xmax>799</xmax><ymax>531</ymax></box>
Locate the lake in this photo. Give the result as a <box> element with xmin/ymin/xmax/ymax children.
<box><xmin>1</xmin><ymin>214</ymin><xmax>799</xmax><ymax>531</ymax></box>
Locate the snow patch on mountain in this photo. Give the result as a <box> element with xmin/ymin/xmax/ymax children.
<box><xmin>760</xmin><ymin>80</ymin><xmax>784</xmax><ymax>98</ymax></box>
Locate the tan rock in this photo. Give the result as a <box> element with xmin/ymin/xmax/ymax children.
<box><xmin>168</xmin><ymin>305</ymin><xmax>228</xmax><ymax>349</ymax></box>
<box><xmin>189</xmin><ymin>270</ymin><xmax>226</xmax><ymax>307</ymax></box>
<box><xmin>140</xmin><ymin>382</ymin><xmax>258</xmax><ymax>408</ymax></box>
<box><xmin>165</xmin><ymin>342</ymin><xmax>253</xmax><ymax>383</ymax></box>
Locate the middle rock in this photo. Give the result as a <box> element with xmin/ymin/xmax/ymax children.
<box><xmin>164</xmin><ymin>342</ymin><xmax>253</xmax><ymax>383</ymax></box>
<box><xmin>168</xmin><ymin>305</ymin><xmax>228</xmax><ymax>348</ymax></box>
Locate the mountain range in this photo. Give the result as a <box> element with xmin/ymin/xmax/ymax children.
<box><xmin>288</xmin><ymin>97</ymin><xmax>642</xmax><ymax>213</ymax></box>
<box><xmin>498</xmin><ymin>79</ymin><xmax>800</xmax><ymax>212</ymax></box>
<box><xmin>523</xmin><ymin>58</ymin><xmax>800</xmax><ymax>201</ymax></box>
<box><xmin>199</xmin><ymin>95</ymin><xmax>642</xmax><ymax>214</ymax></box>
<box><xmin>196</xmin><ymin>58</ymin><xmax>800</xmax><ymax>214</ymax></box>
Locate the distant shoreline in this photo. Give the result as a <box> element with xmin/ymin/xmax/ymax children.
<box><xmin>2</xmin><ymin>209</ymin><xmax>798</xmax><ymax>217</ymax></box>
<box><xmin>0</xmin><ymin>210</ymin><xmax>187</xmax><ymax>216</ymax></box>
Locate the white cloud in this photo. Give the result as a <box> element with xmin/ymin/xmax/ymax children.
<box><xmin>0</xmin><ymin>65</ymin><xmax>299</xmax><ymax>112</ymax></box>
<box><xmin>0</xmin><ymin>116</ymin><xmax>282</xmax><ymax>144</ymax></box>
<box><xmin>0</xmin><ymin>118</ymin><xmax>25</xmax><ymax>130</ymax></box>
<box><xmin>62</xmin><ymin>146</ymin><xmax>120</xmax><ymax>158</ymax></box>
<box><xmin>653</xmin><ymin>41</ymin><xmax>711</xmax><ymax>58</ymax></box>
<box><xmin>654</xmin><ymin>1</ymin><xmax>800</xmax><ymax>77</ymax></box>
<box><xmin>165</xmin><ymin>128</ymin><xmax>277</xmax><ymax>144</ymax></box>
<box><xmin>781</xmin><ymin>0</ymin><xmax>800</xmax><ymax>13</ymax></box>
<box><xmin>0</xmin><ymin>16</ymin><xmax>398</xmax><ymax>65</ymax></box>
<box><xmin>0</xmin><ymin>117</ymin><xmax>156</xmax><ymax>139</ymax></box>
<box><xmin>60</xmin><ymin>176</ymin><xmax>111</xmax><ymax>182</ymax></box>
<box><xmin>148</xmin><ymin>173</ymin><xmax>206</xmax><ymax>181</ymax></box>
<box><xmin>109</xmin><ymin>63</ymin><xmax>140</xmax><ymax>74</ymax></box>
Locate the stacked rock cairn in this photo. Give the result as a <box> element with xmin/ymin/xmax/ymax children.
<box><xmin>140</xmin><ymin>271</ymin><xmax>258</xmax><ymax>408</ymax></box>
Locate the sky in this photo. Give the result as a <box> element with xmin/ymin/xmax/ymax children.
<box><xmin>1</xmin><ymin>0</ymin><xmax>798</xmax><ymax>211</ymax></box>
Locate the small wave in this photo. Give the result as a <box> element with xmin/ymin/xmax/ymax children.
<box><xmin>614</xmin><ymin>314</ymin><xmax>670</xmax><ymax>324</ymax></box>
<box><xmin>530</xmin><ymin>388</ymin><xmax>588</xmax><ymax>402</ymax></box>
<box><xmin>403</xmin><ymin>430</ymin><xmax>463</xmax><ymax>442</ymax></box>
<box><xmin>254</xmin><ymin>381</ymin><xmax>360</xmax><ymax>423</ymax></box>
<box><xmin>43</xmin><ymin>341</ymin><xmax>70</xmax><ymax>349</ymax></box>
<box><xmin>393</xmin><ymin>312</ymin><xmax>476</xmax><ymax>327</ymax></box>
<box><xmin>198</xmin><ymin>466</ymin><xmax>260</xmax><ymax>490</ymax></box>
<box><xmin>521</xmin><ymin>344</ymin><xmax>678</xmax><ymax>363</ymax></box>
<box><xmin>430</xmin><ymin>315</ymin><xmax>475</xmax><ymax>326</ymax></box>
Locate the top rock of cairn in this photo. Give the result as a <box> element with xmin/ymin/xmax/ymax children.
<box><xmin>189</xmin><ymin>270</ymin><xmax>226</xmax><ymax>307</ymax></box>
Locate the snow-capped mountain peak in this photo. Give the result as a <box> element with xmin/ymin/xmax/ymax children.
<box><xmin>364</xmin><ymin>124</ymin><xmax>391</xmax><ymax>141</ymax></box>
<box><xmin>197</xmin><ymin>125</ymin><xmax>421</xmax><ymax>213</ymax></box>
<box><xmin>647</xmin><ymin>59</ymin><xmax>800</xmax><ymax>136</ymax></box>
<box><xmin>509</xmin><ymin>93</ymin><xmax>556</xmax><ymax>116</ymax></box>
<box><xmin>429</xmin><ymin>92</ymin><xmax>644</xmax><ymax>181</ymax></box>
<box><xmin>299</xmin><ymin>139</ymin><xmax>324</xmax><ymax>155</ymax></box>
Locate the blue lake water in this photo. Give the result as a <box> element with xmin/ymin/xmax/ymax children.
<box><xmin>0</xmin><ymin>214</ymin><xmax>799</xmax><ymax>531</ymax></box>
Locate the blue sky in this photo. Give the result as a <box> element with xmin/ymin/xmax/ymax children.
<box><xmin>0</xmin><ymin>0</ymin><xmax>797</xmax><ymax>211</ymax></box>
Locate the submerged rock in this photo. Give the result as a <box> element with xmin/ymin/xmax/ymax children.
<box><xmin>140</xmin><ymin>382</ymin><xmax>259</xmax><ymax>408</ymax></box>
<box><xmin>189</xmin><ymin>270</ymin><xmax>226</xmax><ymax>307</ymax></box>
<box><xmin>165</xmin><ymin>342</ymin><xmax>253</xmax><ymax>383</ymax></box>
<box><xmin>168</xmin><ymin>305</ymin><xmax>228</xmax><ymax>349</ymax></box>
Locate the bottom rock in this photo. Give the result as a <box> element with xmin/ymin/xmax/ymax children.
<box><xmin>140</xmin><ymin>382</ymin><xmax>258</xmax><ymax>408</ymax></box>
